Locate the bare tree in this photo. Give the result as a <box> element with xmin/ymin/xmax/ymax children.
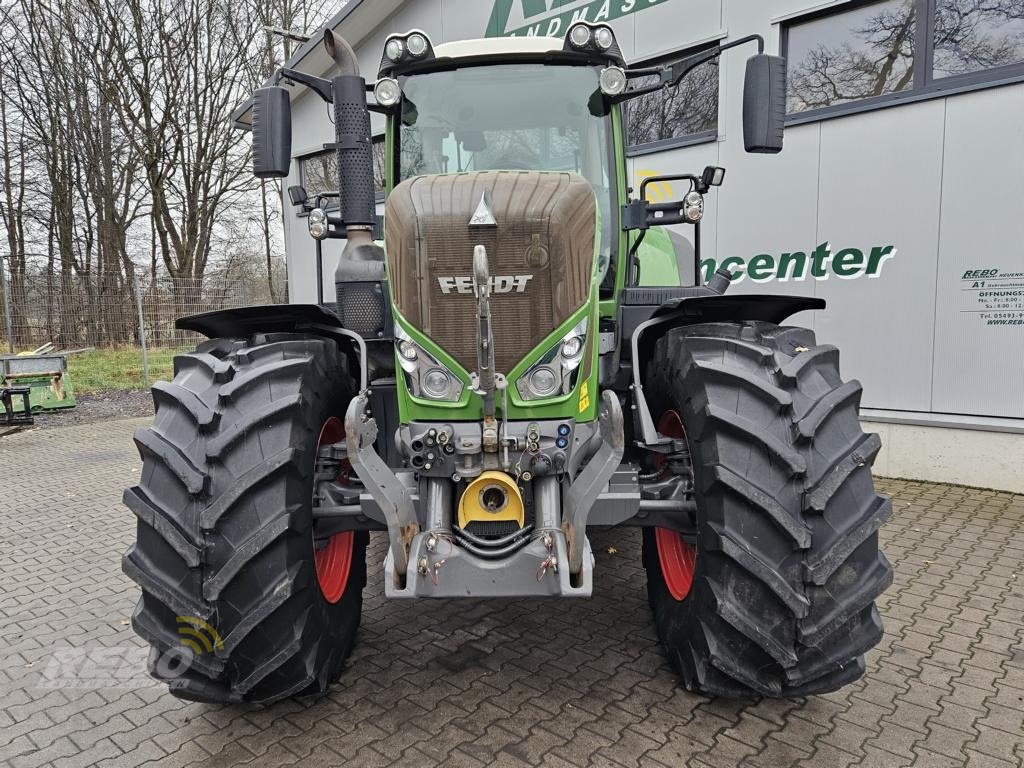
<box><xmin>626</xmin><ymin>60</ymin><xmax>719</xmax><ymax>147</ymax></box>
<box><xmin>788</xmin><ymin>2</ymin><xmax>916</xmax><ymax>112</ymax></box>
<box><xmin>0</xmin><ymin>0</ymin><xmax>336</xmax><ymax>347</ymax></box>
<box><xmin>0</xmin><ymin>46</ymin><xmax>30</xmax><ymax>346</ymax></box>
<box><xmin>933</xmin><ymin>0</ymin><xmax>1024</xmax><ymax>76</ymax></box>
<box><xmin>788</xmin><ymin>0</ymin><xmax>1024</xmax><ymax>112</ymax></box>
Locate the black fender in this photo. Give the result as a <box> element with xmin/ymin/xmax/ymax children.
<box><xmin>176</xmin><ymin>304</ymin><xmax>368</xmax><ymax>389</ymax></box>
<box><xmin>635</xmin><ymin>294</ymin><xmax>825</xmax><ymax>368</ymax></box>
<box><xmin>176</xmin><ymin>303</ymin><xmax>343</xmax><ymax>338</ymax></box>
<box><xmin>630</xmin><ymin>294</ymin><xmax>825</xmax><ymax>446</ymax></box>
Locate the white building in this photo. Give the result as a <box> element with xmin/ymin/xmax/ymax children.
<box><xmin>233</xmin><ymin>0</ymin><xmax>1024</xmax><ymax>492</ymax></box>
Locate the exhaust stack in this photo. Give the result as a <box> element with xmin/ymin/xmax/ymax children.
<box><xmin>323</xmin><ymin>29</ymin><xmax>375</xmax><ymax>236</ymax></box>
<box><xmin>323</xmin><ymin>30</ymin><xmax>391</xmax><ymax>343</ymax></box>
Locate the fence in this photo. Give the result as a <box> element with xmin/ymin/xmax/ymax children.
<box><xmin>0</xmin><ymin>270</ymin><xmax>285</xmax><ymax>358</ymax></box>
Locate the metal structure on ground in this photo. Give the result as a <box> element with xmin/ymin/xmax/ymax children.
<box><xmin>0</xmin><ymin>353</ymin><xmax>75</xmax><ymax>413</ymax></box>
<box><xmin>123</xmin><ymin>24</ymin><xmax>892</xmax><ymax>704</ymax></box>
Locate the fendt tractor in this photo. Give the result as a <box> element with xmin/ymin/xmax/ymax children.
<box><xmin>123</xmin><ymin>23</ymin><xmax>893</xmax><ymax>704</ymax></box>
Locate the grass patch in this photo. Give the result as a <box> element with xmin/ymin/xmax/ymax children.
<box><xmin>68</xmin><ymin>347</ymin><xmax>178</xmax><ymax>393</ymax></box>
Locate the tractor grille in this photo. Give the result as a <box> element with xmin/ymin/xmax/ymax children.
<box><xmin>385</xmin><ymin>171</ymin><xmax>597</xmax><ymax>373</ymax></box>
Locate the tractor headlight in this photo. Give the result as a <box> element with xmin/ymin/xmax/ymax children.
<box><xmin>384</xmin><ymin>38</ymin><xmax>404</xmax><ymax>63</ymax></box>
<box><xmin>378</xmin><ymin>30</ymin><xmax>435</xmax><ymax>75</ymax></box>
<box><xmin>599</xmin><ymin>66</ymin><xmax>627</xmax><ymax>96</ymax></box>
<box><xmin>406</xmin><ymin>32</ymin><xmax>429</xmax><ymax>57</ymax></box>
<box><xmin>561</xmin><ymin>335</ymin><xmax>584</xmax><ymax>359</ymax></box>
<box><xmin>683</xmin><ymin>191</ymin><xmax>704</xmax><ymax>223</ymax></box>
<box><xmin>529</xmin><ymin>367</ymin><xmax>559</xmax><ymax>397</ymax></box>
<box><xmin>422</xmin><ymin>369</ymin><xmax>453</xmax><ymax>399</ymax></box>
<box><xmin>374</xmin><ymin>77</ymin><xmax>401</xmax><ymax>107</ymax></box>
<box><xmin>568</xmin><ymin>23</ymin><xmax>592</xmax><ymax>49</ymax></box>
<box><xmin>593</xmin><ymin>26</ymin><xmax>614</xmax><ymax>50</ymax></box>
<box><xmin>565</xmin><ymin>22</ymin><xmax>618</xmax><ymax>57</ymax></box>
<box><xmin>395</xmin><ymin>326</ymin><xmax>463</xmax><ymax>402</ymax></box>
<box><xmin>308</xmin><ymin>208</ymin><xmax>328</xmax><ymax>239</ymax></box>
<box><xmin>397</xmin><ymin>339</ymin><xmax>418</xmax><ymax>361</ymax></box>
<box><xmin>516</xmin><ymin>317</ymin><xmax>589</xmax><ymax>401</ymax></box>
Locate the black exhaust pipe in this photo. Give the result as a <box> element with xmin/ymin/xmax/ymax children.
<box><xmin>324</xmin><ymin>30</ymin><xmax>391</xmax><ymax>342</ymax></box>
<box><xmin>324</xmin><ymin>29</ymin><xmax>376</xmax><ymax>231</ymax></box>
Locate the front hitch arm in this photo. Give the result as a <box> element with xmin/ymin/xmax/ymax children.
<box><xmin>562</xmin><ymin>390</ymin><xmax>625</xmax><ymax>576</ymax></box>
<box><xmin>344</xmin><ymin>392</ymin><xmax>419</xmax><ymax>585</ymax></box>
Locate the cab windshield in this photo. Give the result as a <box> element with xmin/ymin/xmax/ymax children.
<box><xmin>396</xmin><ymin>63</ymin><xmax>614</xmax><ymax>275</ymax></box>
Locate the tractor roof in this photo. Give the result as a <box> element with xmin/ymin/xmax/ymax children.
<box><xmin>378</xmin><ymin>32</ymin><xmax>624</xmax><ymax>79</ymax></box>
<box><xmin>432</xmin><ymin>36</ymin><xmax>563</xmax><ymax>59</ymax></box>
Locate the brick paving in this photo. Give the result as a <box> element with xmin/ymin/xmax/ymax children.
<box><xmin>1</xmin><ymin>417</ymin><xmax>1023</xmax><ymax>767</ymax></box>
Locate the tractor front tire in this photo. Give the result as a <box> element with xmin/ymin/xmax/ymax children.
<box><xmin>122</xmin><ymin>333</ymin><xmax>367</xmax><ymax>704</ymax></box>
<box><xmin>642</xmin><ymin>321</ymin><xmax>892</xmax><ymax>697</ymax></box>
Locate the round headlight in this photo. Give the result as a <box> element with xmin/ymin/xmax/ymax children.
<box><xmin>422</xmin><ymin>369</ymin><xmax>452</xmax><ymax>399</ymax></box>
<box><xmin>568</xmin><ymin>24</ymin><xmax>592</xmax><ymax>49</ymax></box>
<box><xmin>308</xmin><ymin>207</ymin><xmax>326</xmax><ymax>224</ymax></box>
<box><xmin>683</xmin><ymin>191</ymin><xmax>704</xmax><ymax>222</ymax></box>
<box><xmin>406</xmin><ymin>32</ymin><xmax>428</xmax><ymax>57</ymax></box>
<box><xmin>529</xmin><ymin>367</ymin><xmax>559</xmax><ymax>397</ymax></box>
<box><xmin>398</xmin><ymin>339</ymin><xmax>418</xmax><ymax>361</ymax></box>
<box><xmin>561</xmin><ymin>335</ymin><xmax>584</xmax><ymax>359</ymax></box>
<box><xmin>309</xmin><ymin>221</ymin><xmax>328</xmax><ymax>239</ymax></box>
<box><xmin>384</xmin><ymin>38</ymin><xmax>404</xmax><ymax>62</ymax></box>
<box><xmin>599</xmin><ymin>66</ymin><xmax>627</xmax><ymax>96</ymax></box>
<box><xmin>594</xmin><ymin>26</ymin><xmax>614</xmax><ymax>50</ymax></box>
<box><xmin>374</xmin><ymin>77</ymin><xmax>402</xmax><ymax>107</ymax></box>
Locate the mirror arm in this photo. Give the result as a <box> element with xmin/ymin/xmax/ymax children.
<box><xmin>275</xmin><ymin>67</ymin><xmax>334</xmax><ymax>103</ymax></box>
<box><xmin>667</xmin><ymin>34</ymin><xmax>765</xmax><ymax>88</ymax></box>
<box><xmin>616</xmin><ymin>34</ymin><xmax>765</xmax><ymax>104</ymax></box>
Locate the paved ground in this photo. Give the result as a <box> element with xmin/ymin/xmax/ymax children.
<box><xmin>1</xmin><ymin>417</ymin><xmax>1023</xmax><ymax>768</ymax></box>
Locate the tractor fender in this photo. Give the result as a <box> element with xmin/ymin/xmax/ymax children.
<box><xmin>636</xmin><ymin>294</ymin><xmax>825</xmax><ymax>367</ymax></box>
<box><xmin>176</xmin><ymin>304</ymin><xmax>369</xmax><ymax>390</ymax></box>
<box><xmin>630</xmin><ymin>294</ymin><xmax>825</xmax><ymax>446</ymax></box>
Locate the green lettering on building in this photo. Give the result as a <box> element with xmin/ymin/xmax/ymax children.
<box><xmin>486</xmin><ymin>0</ymin><xmax>671</xmax><ymax>38</ymax></box>
<box><xmin>699</xmin><ymin>244</ymin><xmax>897</xmax><ymax>284</ymax></box>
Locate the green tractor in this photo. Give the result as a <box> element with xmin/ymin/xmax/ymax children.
<box><xmin>123</xmin><ymin>24</ymin><xmax>892</xmax><ymax>704</ymax></box>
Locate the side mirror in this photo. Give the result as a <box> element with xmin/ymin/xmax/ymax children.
<box><xmin>700</xmin><ymin>166</ymin><xmax>726</xmax><ymax>190</ymax></box>
<box><xmin>252</xmin><ymin>86</ymin><xmax>292</xmax><ymax>178</ymax></box>
<box><xmin>287</xmin><ymin>185</ymin><xmax>308</xmax><ymax>206</ymax></box>
<box><xmin>742</xmin><ymin>54</ymin><xmax>786</xmax><ymax>154</ymax></box>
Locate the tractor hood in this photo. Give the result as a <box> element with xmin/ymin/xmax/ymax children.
<box><xmin>385</xmin><ymin>170</ymin><xmax>597</xmax><ymax>375</ymax></box>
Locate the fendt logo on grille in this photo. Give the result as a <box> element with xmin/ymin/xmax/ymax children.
<box><xmin>437</xmin><ymin>275</ymin><xmax>533</xmax><ymax>294</ymax></box>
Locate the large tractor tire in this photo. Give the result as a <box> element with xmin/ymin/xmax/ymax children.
<box><xmin>122</xmin><ymin>333</ymin><xmax>367</xmax><ymax>704</ymax></box>
<box><xmin>641</xmin><ymin>321</ymin><xmax>892</xmax><ymax>697</ymax></box>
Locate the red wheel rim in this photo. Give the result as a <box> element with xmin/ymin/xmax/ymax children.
<box><xmin>654</xmin><ymin>410</ymin><xmax>697</xmax><ymax>602</ymax></box>
<box><xmin>314</xmin><ymin>417</ymin><xmax>354</xmax><ymax>604</ymax></box>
